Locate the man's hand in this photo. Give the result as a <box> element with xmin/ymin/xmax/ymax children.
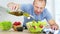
<box><xmin>48</xmin><ymin>19</ymin><xmax>59</xmax><ymax>30</ymax></box>
<box><xmin>7</xmin><ymin>2</ymin><xmax>20</xmax><ymax>11</ymax></box>
<box><xmin>50</xmin><ymin>24</ymin><xmax>59</xmax><ymax>30</ymax></box>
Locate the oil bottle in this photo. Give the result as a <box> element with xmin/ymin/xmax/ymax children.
<box><xmin>8</xmin><ymin>10</ymin><xmax>30</xmax><ymax>17</ymax></box>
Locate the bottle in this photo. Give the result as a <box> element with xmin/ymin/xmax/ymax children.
<box><xmin>8</xmin><ymin>10</ymin><xmax>30</xmax><ymax>17</ymax></box>
<box><xmin>9</xmin><ymin>11</ymin><xmax>23</xmax><ymax>16</ymax></box>
<box><xmin>8</xmin><ymin>9</ymin><xmax>35</xmax><ymax>20</ymax></box>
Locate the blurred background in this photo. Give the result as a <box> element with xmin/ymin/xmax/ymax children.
<box><xmin>0</xmin><ymin>0</ymin><xmax>60</xmax><ymax>28</ymax></box>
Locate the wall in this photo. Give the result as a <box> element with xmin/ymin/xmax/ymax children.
<box><xmin>55</xmin><ymin>0</ymin><xmax>60</xmax><ymax>28</ymax></box>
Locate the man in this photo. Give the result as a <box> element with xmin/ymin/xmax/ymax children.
<box><xmin>7</xmin><ymin>0</ymin><xmax>59</xmax><ymax>30</ymax></box>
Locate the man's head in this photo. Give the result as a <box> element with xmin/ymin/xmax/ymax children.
<box><xmin>33</xmin><ymin>0</ymin><xmax>46</xmax><ymax>15</ymax></box>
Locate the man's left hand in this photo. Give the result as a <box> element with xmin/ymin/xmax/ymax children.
<box><xmin>50</xmin><ymin>24</ymin><xmax>59</xmax><ymax>30</ymax></box>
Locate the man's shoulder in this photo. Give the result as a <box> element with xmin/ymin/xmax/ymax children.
<box><xmin>21</xmin><ymin>4</ymin><xmax>33</xmax><ymax>8</ymax></box>
<box><xmin>21</xmin><ymin>4</ymin><xmax>33</xmax><ymax>10</ymax></box>
<box><xmin>20</xmin><ymin>4</ymin><xmax>33</xmax><ymax>13</ymax></box>
<box><xmin>43</xmin><ymin>8</ymin><xmax>48</xmax><ymax>12</ymax></box>
<box><xmin>43</xmin><ymin>8</ymin><xmax>48</xmax><ymax>14</ymax></box>
<box><xmin>41</xmin><ymin>8</ymin><xmax>50</xmax><ymax>17</ymax></box>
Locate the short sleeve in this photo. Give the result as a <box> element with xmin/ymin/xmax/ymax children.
<box><xmin>45</xmin><ymin>9</ymin><xmax>52</xmax><ymax>21</ymax></box>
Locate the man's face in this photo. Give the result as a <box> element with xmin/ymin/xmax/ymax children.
<box><xmin>33</xmin><ymin>1</ymin><xmax>46</xmax><ymax>15</ymax></box>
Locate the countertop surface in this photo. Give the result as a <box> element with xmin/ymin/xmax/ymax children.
<box><xmin>0</xmin><ymin>29</ymin><xmax>60</xmax><ymax>34</ymax></box>
<box><xmin>0</xmin><ymin>29</ymin><xmax>46</xmax><ymax>34</ymax></box>
<box><xmin>0</xmin><ymin>30</ymin><xmax>30</xmax><ymax>34</ymax></box>
<box><xmin>0</xmin><ymin>30</ymin><xmax>46</xmax><ymax>34</ymax></box>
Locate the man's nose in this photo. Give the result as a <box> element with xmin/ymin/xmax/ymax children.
<box><xmin>37</xmin><ymin>8</ymin><xmax>40</xmax><ymax>12</ymax></box>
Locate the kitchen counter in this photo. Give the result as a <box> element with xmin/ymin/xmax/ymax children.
<box><xmin>0</xmin><ymin>29</ymin><xmax>46</xmax><ymax>34</ymax></box>
<box><xmin>0</xmin><ymin>29</ymin><xmax>60</xmax><ymax>34</ymax></box>
<box><xmin>0</xmin><ymin>30</ymin><xmax>30</xmax><ymax>34</ymax></box>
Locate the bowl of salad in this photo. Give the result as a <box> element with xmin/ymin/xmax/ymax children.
<box><xmin>26</xmin><ymin>20</ymin><xmax>47</xmax><ymax>33</ymax></box>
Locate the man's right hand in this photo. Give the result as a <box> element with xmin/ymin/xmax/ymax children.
<box><xmin>7</xmin><ymin>2</ymin><xmax>20</xmax><ymax>11</ymax></box>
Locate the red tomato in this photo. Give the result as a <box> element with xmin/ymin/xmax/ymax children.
<box><xmin>13</xmin><ymin>21</ymin><xmax>21</xmax><ymax>26</ymax></box>
<box><xmin>39</xmin><ymin>25</ymin><xmax>43</xmax><ymax>28</ymax></box>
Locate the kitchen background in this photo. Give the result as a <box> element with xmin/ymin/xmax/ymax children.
<box><xmin>0</xmin><ymin>0</ymin><xmax>60</xmax><ymax>28</ymax></box>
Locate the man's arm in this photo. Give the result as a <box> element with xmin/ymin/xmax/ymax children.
<box><xmin>48</xmin><ymin>19</ymin><xmax>59</xmax><ymax>30</ymax></box>
<box><xmin>48</xmin><ymin>19</ymin><xmax>56</xmax><ymax>26</ymax></box>
<box><xmin>45</xmin><ymin>9</ymin><xmax>59</xmax><ymax>30</ymax></box>
<box><xmin>7</xmin><ymin>2</ymin><xmax>27</xmax><ymax>16</ymax></box>
<box><xmin>7</xmin><ymin>2</ymin><xmax>32</xmax><ymax>12</ymax></box>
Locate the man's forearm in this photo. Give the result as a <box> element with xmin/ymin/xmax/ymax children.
<box><xmin>48</xmin><ymin>19</ymin><xmax>57</xmax><ymax>26</ymax></box>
